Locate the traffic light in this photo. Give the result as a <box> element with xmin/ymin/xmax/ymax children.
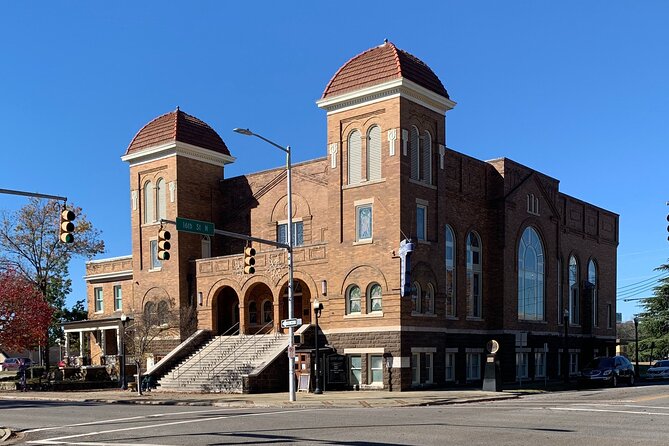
<box><xmin>157</xmin><ymin>229</ymin><xmax>171</xmax><ymax>261</ymax></box>
<box><xmin>243</xmin><ymin>246</ymin><xmax>256</xmax><ymax>274</ymax></box>
<box><xmin>59</xmin><ymin>208</ymin><xmax>76</xmax><ymax>243</ymax></box>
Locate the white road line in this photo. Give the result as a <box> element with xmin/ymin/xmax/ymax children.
<box><xmin>24</xmin><ymin>406</ymin><xmax>253</xmax><ymax>433</ymax></box>
<box><xmin>28</xmin><ymin>408</ymin><xmax>315</xmax><ymax>445</ymax></box>
<box><xmin>549</xmin><ymin>407</ymin><xmax>669</xmax><ymax>416</ymax></box>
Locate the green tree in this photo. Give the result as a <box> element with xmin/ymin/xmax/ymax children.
<box><xmin>638</xmin><ymin>261</ymin><xmax>669</xmax><ymax>361</ymax></box>
<box><xmin>0</xmin><ymin>198</ymin><xmax>104</xmax><ymax>367</ymax></box>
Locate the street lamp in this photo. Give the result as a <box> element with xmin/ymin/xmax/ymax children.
<box><xmin>233</xmin><ymin>128</ymin><xmax>297</xmax><ymax>402</ymax></box>
<box><xmin>313</xmin><ymin>298</ymin><xmax>324</xmax><ymax>394</ymax></box>
<box><xmin>634</xmin><ymin>316</ymin><xmax>640</xmax><ymax>378</ymax></box>
<box><xmin>563</xmin><ymin>308</ymin><xmax>570</xmax><ymax>384</ymax></box>
<box><xmin>120</xmin><ymin>314</ymin><xmax>131</xmax><ymax>390</ymax></box>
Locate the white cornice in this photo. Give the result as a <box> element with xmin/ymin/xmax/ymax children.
<box><xmin>84</xmin><ymin>270</ymin><xmax>133</xmax><ymax>283</ymax></box>
<box><xmin>87</xmin><ymin>255</ymin><xmax>132</xmax><ymax>265</ymax></box>
<box><xmin>316</xmin><ymin>78</ymin><xmax>457</xmax><ymax>116</ymax></box>
<box><xmin>121</xmin><ymin>141</ymin><xmax>236</xmax><ymax>167</ymax></box>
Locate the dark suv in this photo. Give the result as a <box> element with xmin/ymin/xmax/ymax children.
<box><xmin>579</xmin><ymin>356</ymin><xmax>635</xmax><ymax>387</ymax></box>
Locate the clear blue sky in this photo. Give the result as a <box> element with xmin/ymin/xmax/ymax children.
<box><xmin>1</xmin><ymin>2</ymin><xmax>667</xmax><ymax>321</ymax></box>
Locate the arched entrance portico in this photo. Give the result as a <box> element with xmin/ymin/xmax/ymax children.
<box><xmin>242</xmin><ymin>282</ymin><xmax>275</xmax><ymax>335</ymax></box>
<box><xmin>279</xmin><ymin>280</ymin><xmax>312</xmax><ymax>332</ymax></box>
<box><xmin>212</xmin><ymin>286</ymin><xmax>240</xmax><ymax>335</ymax></box>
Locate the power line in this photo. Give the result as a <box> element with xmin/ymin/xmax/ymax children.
<box><xmin>617</xmin><ymin>272</ymin><xmax>669</xmax><ymax>291</ymax></box>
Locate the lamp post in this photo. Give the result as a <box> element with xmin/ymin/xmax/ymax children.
<box><xmin>120</xmin><ymin>314</ymin><xmax>130</xmax><ymax>390</ymax></box>
<box><xmin>233</xmin><ymin>128</ymin><xmax>296</xmax><ymax>402</ymax></box>
<box><xmin>313</xmin><ymin>298</ymin><xmax>324</xmax><ymax>394</ymax></box>
<box><xmin>563</xmin><ymin>308</ymin><xmax>569</xmax><ymax>384</ymax></box>
<box><xmin>634</xmin><ymin>316</ymin><xmax>640</xmax><ymax>378</ymax></box>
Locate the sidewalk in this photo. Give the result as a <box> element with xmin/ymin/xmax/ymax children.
<box><xmin>0</xmin><ymin>387</ymin><xmax>526</xmax><ymax>409</ymax></box>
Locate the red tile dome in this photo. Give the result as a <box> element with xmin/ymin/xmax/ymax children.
<box><xmin>321</xmin><ymin>41</ymin><xmax>449</xmax><ymax>100</ymax></box>
<box><xmin>125</xmin><ymin>108</ymin><xmax>230</xmax><ymax>156</ymax></box>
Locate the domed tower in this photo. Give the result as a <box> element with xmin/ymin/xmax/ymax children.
<box><xmin>121</xmin><ymin>108</ymin><xmax>235</xmax><ymax>344</ymax></box>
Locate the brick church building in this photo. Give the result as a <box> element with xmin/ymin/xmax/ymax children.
<box><xmin>67</xmin><ymin>41</ymin><xmax>618</xmax><ymax>391</ymax></box>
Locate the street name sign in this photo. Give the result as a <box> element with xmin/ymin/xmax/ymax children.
<box><xmin>175</xmin><ymin>217</ymin><xmax>215</xmax><ymax>236</ymax></box>
<box><xmin>281</xmin><ymin>318</ymin><xmax>302</xmax><ymax>328</ymax></box>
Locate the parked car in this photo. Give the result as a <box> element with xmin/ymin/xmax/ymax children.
<box><xmin>646</xmin><ymin>360</ymin><xmax>669</xmax><ymax>381</ymax></box>
<box><xmin>579</xmin><ymin>356</ymin><xmax>635</xmax><ymax>387</ymax></box>
<box><xmin>1</xmin><ymin>357</ymin><xmax>32</xmax><ymax>371</ymax></box>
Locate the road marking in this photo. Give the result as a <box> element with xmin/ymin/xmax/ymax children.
<box><xmin>634</xmin><ymin>393</ymin><xmax>669</xmax><ymax>403</ymax></box>
<box><xmin>549</xmin><ymin>407</ymin><xmax>669</xmax><ymax>416</ymax></box>
<box><xmin>28</xmin><ymin>408</ymin><xmax>316</xmax><ymax>445</ymax></box>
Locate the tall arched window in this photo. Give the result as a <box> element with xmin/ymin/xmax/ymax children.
<box><xmin>412</xmin><ymin>281</ymin><xmax>422</xmax><ymax>313</ymax></box>
<box><xmin>425</xmin><ymin>283</ymin><xmax>435</xmax><ymax>314</ymax></box>
<box><xmin>156</xmin><ymin>178</ymin><xmax>166</xmax><ymax>220</ymax></box>
<box><xmin>518</xmin><ymin>227</ymin><xmax>545</xmax><ymax>321</ymax></box>
<box><xmin>263</xmin><ymin>300</ymin><xmax>273</xmax><ymax>323</ymax></box>
<box><xmin>588</xmin><ymin>259</ymin><xmax>598</xmax><ymax>327</ymax></box>
<box><xmin>367</xmin><ymin>125</ymin><xmax>382</xmax><ymax>181</ymax></box>
<box><xmin>367</xmin><ymin>283</ymin><xmax>382</xmax><ymax>313</ymax></box>
<box><xmin>422</xmin><ymin>130</ymin><xmax>432</xmax><ymax>184</ymax></box>
<box><xmin>410</xmin><ymin>126</ymin><xmax>420</xmax><ymax>180</ymax></box>
<box><xmin>157</xmin><ymin>300</ymin><xmax>169</xmax><ymax>326</ymax></box>
<box><xmin>346</xmin><ymin>284</ymin><xmax>361</xmax><ymax>314</ymax></box>
<box><xmin>144</xmin><ymin>301</ymin><xmax>155</xmax><ymax>324</ymax></box>
<box><xmin>569</xmin><ymin>256</ymin><xmax>580</xmax><ymax>325</ymax></box>
<box><xmin>445</xmin><ymin>225</ymin><xmax>456</xmax><ymax>317</ymax></box>
<box><xmin>348</xmin><ymin>130</ymin><xmax>362</xmax><ymax>185</ymax></box>
<box><xmin>143</xmin><ymin>181</ymin><xmax>154</xmax><ymax>224</ymax></box>
<box><xmin>466</xmin><ymin>232</ymin><xmax>482</xmax><ymax>318</ymax></box>
<box><xmin>249</xmin><ymin>301</ymin><xmax>258</xmax><ymax>325</ymax></box>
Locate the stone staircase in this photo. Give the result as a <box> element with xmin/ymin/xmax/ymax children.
<box><xmin>156</xmin><ymin>327</ymin><xmax>288</xmax><ymax>393</ymax></box>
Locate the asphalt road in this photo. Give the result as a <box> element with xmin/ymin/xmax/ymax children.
<box><xmin>4</xmin><ymin>383</ymin><xmax>669</xmax><ymax>445</ymax></box>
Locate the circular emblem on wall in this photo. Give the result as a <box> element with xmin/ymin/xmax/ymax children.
<box><xmin>486</xmin><ymin>339</ymin><xmax>500</xmax><ymax>354</ymax></box>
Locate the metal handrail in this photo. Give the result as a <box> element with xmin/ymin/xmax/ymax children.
<box><xmin>172</xmin><ymin>322</ymin><xmax>239</xmax><ymax>383</ymax></box>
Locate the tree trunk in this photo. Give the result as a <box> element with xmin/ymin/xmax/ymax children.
<box><xmin>136</xmin><ymin>359</ymin><xmax>143</xmax><ymax>396</ymax></box>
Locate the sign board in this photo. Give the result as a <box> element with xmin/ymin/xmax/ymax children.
<box><xmin>298</xmin><ymin>374</ymin><xmax>310</xmax><ymax>392</ymax></box>
<box><xmin>281</xmin><ymin>318</ymin><xmax>302</xmax><ymax>328</ymax></box>
<box><xmin>175</xmin><ymin>217</ymin><xmax>215</xmax><ymax>236</ymax></box>
<box><xmin>327</xmin><ymin>354</ymin><xmax>347</xmax><ymax>385</ymax></box>
<box><xmin>288</xmin><ymin>345</ymin><xmax>296</xmax><ymax>358</ymax></box>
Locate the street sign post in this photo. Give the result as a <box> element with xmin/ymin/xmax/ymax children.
<box><xmin>175</xmin><ymin>217</ymin><xmax>215</xmax><ymax>236</ymax></box>
<box><xmin>280</xmin><ymin>318</ymin><xmax>302</xmax><ymax>329</ymax></box>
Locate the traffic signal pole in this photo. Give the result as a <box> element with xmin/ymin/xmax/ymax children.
<box><xmin>0</xmin><ymin>188</ymin><xmax>67</xmax><ymax>202</ymax></box>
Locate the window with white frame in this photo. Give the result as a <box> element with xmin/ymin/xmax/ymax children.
<box><xmin>156</xmin><ymin>177</ymin><xmax>166</xmax><ymax>220</ymax></box>
<box><xmin>143</xmin><ymin>181</ymin><xmax>154</xmax><ymax>224</ymax></box>
<box><xmin>367</xmin><ymin>125</ymin><xmax>382</xmax><ymax>181</ymax></box>
<box><xmin>424</xmin><ymin>283</ymin><xmax>435</xmax><ymax>314</ymax></box>
<box><xmin>150</xmin><ymin>239</ymin><xmax>161</xmax><ymax>270</ymax></box>
<box><xmin>367</xmin><ymin>283</ymin><xmax>382</xmax><ymax>313</ymax></box>
<box><xmin>94</xmin><ymin>287</ymin><xmax>103</xmax><ymax>313</ymax></box>
<box><xmin>445</xmin><ymin>225</ymin><xmax>456</xmax><ymax>317</ymax></box>
<box><xmin>518</xmin><ymin>227</ymin><xmax>545</xmax><ymax>321</ymax></box>
<box><xmin>350</xmin><ymin>355</ymin><xmax>361</xmax><ymax>386</ymax></box>
<box><xmin>346</xmin><ymin>284</ymin><xmax>361</xmax><ymax>314</ymax></box>
<box><xmin>369</xmin><ymin>355</ymin><xmax>383</xmax><ymax>385</ymax></box>
<box><xmin>412</xmin><ymin>282</ymin><xmax>422</xmax><ymax>313</ymax></box>
<box><xmin>569</xmin><ymin>256</ymin><xmax>580</xmax><ymax>324</ymax></box>
<box><xmin>445</xmin><ymin>352</ymin><xmax>455</xmax><ymax>381</ymax></box>
<box><xmin>569</xmin><ymin>353</ymin><xmax>579</xmax><ymax>375</ymax></box>
<box><xmin>466</xmin><ymin>232</ymin><xmax>482</xmax><ymax>318</ymax></box>
<box><xmin>425</xmin><ymin>353</ymin><xmax>434</xmax><ymax>384</ymax></box>
<box><xmin>588</xmin><ymin>259</ymin><xmax>598</xmax><ymax>327</ymax></box>
<box><xmin>416</xmin><ymin>203</ymin><xmax>427</xmax><ymax>241</ymax></box>
<box><xmin>277</xmin><ymin>221</ymin><xmax>304</xmax><ymax>246</ymax></box>
<box><xmin>412</xmin><ymin>353</ymin><xmax>420</xmax><ymax>385</ymax></box>
<box><xmin>466</xmin><ymin>353</ymin><xmax>481</xmax><ymax>380</ymax></box>
<box><xmin>535</xmin><ymin>352</ymin><xmax>546</xmax><ymax>378</ymax></box>
<box><xmin>355</xmin><ymin>204</ymin><xmax>373</xmax><ymax>242</ymax></box>
<box><xmin>516</xmin><ymin>352</ymin><xmax>529</xmax><ymax>379</ymax></box>
<box><xmin>348</xmin><ymin>129</ymin><xmax>362</xmax><ymax>185</ymax></box>
<box><xmin>113</xmin><ymin>285</ymin><xmax>122</xmax><ymax>312</ymax></box>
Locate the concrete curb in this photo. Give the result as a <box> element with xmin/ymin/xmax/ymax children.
<box><xmin>0</xmin><ymin>428</ymin><xmax>12</xmax><ymax>442</ymax></box>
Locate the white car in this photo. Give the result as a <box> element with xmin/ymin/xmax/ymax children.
<box><xmin>646</xmin><ymin>360</ymin><xmax>669</xmax><ymax>380</ymax></box>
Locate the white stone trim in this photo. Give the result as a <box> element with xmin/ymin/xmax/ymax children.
<box><xmin>84</xmin><ymin>270</ymin><xmax>133</xmax><ymax>283</ymax></box>
<box><xmin>411</xmin><ymin>347</ymin><xmax>437</xmax><ymax>353</ymax></box>
<box><xmin>445</xmin><ymin>347</ymin><xmax>459</xmax><ymax>353</ymax></box>
<box><xmin>87</xmin><ymin>255</ymin><xmax>132</xmax><ymax>264</ymax></box>
<box><xmin>131</xmin><ymin>190</ymin><xmax>138</xmax><ymax>210</ymax></box>
<box><xmin>344</xmin><ymin>348</ymin><xmax>385</xmax><ymax>354</ymax></box>
<box><xmin>387</xmin><ymin>129</ymin><xmax>397</xmax><ymax>156</ymax></box>
<box><xmin>329</xmin><ymin>143</ymin><xmax>338</xmax><ymax>168</ymax></box>
<box><xmin>121</xmin><ymin>141</ymin><xmax>236</xmax><ymax>167</ymax></box>
<box><xmin>439</xmin><ymin>144</ymin><xmax>445</xmax><ymax>169</ymax></box>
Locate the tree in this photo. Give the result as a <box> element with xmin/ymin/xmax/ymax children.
<box><xmin>0</xmin><ymin>198</ymin><xmax>104</xmax><ymax>367</ymax></box>
<box><xmin>0</xmin><ymin>269</ymin><xmax>53</xmax><ymax>352</ymax></box>
<box><xmin>638</xmin><ymin>261</ymin><xmax>669</xmax><ymax>361</ymax></box>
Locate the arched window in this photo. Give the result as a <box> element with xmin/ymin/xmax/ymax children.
<box><xmin>410</xmin><ymin>126</ymin><xmax>420</xmax><ymax>180</ymax></box>
<box><xmin>518</xmin><ymin>227</ymin><xmax>545</xmax><ymax>321</ymax></box>
<box><xmin>144</xmin><ymin>301</ymin><xmax>155</xmax><ymax>324</ymax></box>
<box><xmin>348</xmin><ymin>130</ymin><xmax>362</xmax><ymax>185</ymax></box>
<box><xmin>249</xmin><ymin>301</ymin><xmax>258</xmax><ymax>325</ymax></box>
<box><xmin>588</xmin><ymin>259</ymin><xmax>598</xmax><ymax>327</ymax></box>
<box><xmin>157</xmin><ymin>300</ymin><xmax>169</xmax><ymax>326</ymax></box>
<box><xmin>445</xmin><ymin>225</ymin><xmax>456</xmax><ymax>317</ymax></box>
<box><xmin>263</xmin><ymin>300</ymin><xmax>273</xmax><ymax>324</ymax></box>
<box><xmin>156</xmin><ymin>178</ymin><xmax>166</xmax><ymax>220</ymax></box>
<box><xmin>466</xmin><ymin>232</ymin><xmax>482</xmax><ymax>318</ymax></box>
<box><xmin>425</xmin><ymin>283</ymin><xmax>435</xmax><ymax>314</ymax></box>
<box><xmin>422</xmin><ymin>130</ymin><xmax>432</xmax><ymax>184</ymax></box>
<box><xmin>367</xmin><ymin>125</ymin><xmax>382</xmax><ymax>181</ymax></box>
<box><xmin>143</xmin><ymin>181</ymin><xmax>154</xmax><ymax>224</ymax></box>
<box><xmin>346</xmin><ymin>284</ymin><xmax>361</xmax><ymax>314</ymax></box>
<box><xmin>569</xmin><ymin>256</ymin><xmax>580</xmax><ymax>325</ymax></box>
<box><xmin>367</xmin><ymin>283</ymin><xmax>382</xmax><ymax>313</ymax></box>
<box><xmin>412</xmin><ymin>282</ymin><xmax>422</xmax><ymax>313</ymax></box>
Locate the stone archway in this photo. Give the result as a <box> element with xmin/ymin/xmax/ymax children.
<box><xmin>243</xmin><ymin>282</ymin><xmax>275</xmax><ymax>335</ymax></box>
<box><xmin>279</xmin><ymin>280</ymin><xmax>312</xmax><ymax>331</ymax></box>
<box><xmin>212</xmin><ymin>286</ymin><xmax>240</xmax><ymax>335</ymax></box>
